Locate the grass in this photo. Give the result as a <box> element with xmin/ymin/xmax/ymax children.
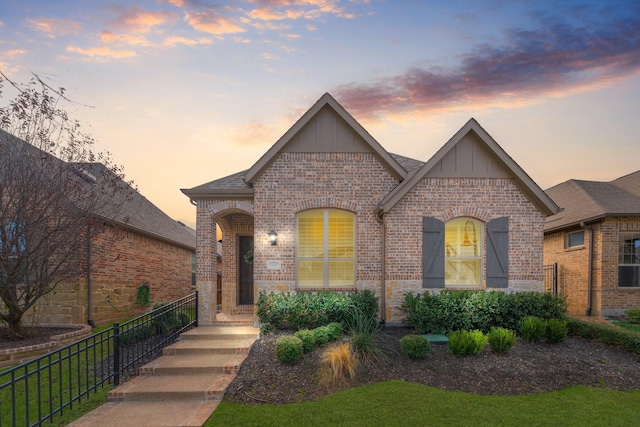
<box><xmin>611</xmin><ymin>320</ymin><xmax>640</xmax><ymax>333</ymax></box>
<box><xmin>206</xmin><ymin>381</ymin><xmax>640</xmax><ymax>427</ymax></box>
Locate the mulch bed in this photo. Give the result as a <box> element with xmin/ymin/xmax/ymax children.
<box><xmin>0</xmin><ymin>326</ymin><xmax>82</xmax><ymax>350</ymax></box>
<box><xmin>224</xmin><ymin>327</ymin><xmax>640</xmax><ymax>405</ymax></box>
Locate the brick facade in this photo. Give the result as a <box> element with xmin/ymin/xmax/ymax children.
<box><xmin>25</xmin><ymin>224</ymin><xmax>195</xmax><ymax>326</ymax></box>
<box><xmin>544</xmin><ymin>217</ymin><xmax>640</xmax><ymax>316</ymax></box>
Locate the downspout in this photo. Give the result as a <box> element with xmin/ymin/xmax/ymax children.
<box><xmin>87</xmin><ymin>224</ymin><xmax>96</xmax><ymax>328</ymax></box>
<box><xmin>375</xmin><ymin>209</ymin><xmax>386</xmax><ymax>324</ymax></box>
<box><xmin>580</xmin><ymin>222</ymin><xmax>594</xmax><ymax>317</ymax></box>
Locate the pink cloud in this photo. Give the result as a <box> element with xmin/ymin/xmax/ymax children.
<box><xmin>27</xmin><ymin>18</ymin><xmax>81</xmax><ymax>37</ymax></box>
<box><xmin>185</xmin><ymin>10</ymin><xmax>245</xmax><ymax>35</ymax></box>
<box><xmin>66</xmin><ymin>45</ymin><xmax>136</xmax><ymax>59</ymax></box>
<box><xmin>107</xmin><ymin>7</ymin><xmax>175</xmax><ymax>34</ymax></box>
<box><xmin>100</xmin><ymin>31</ymin><xmax>150</xmax><ymax>46</ymax></box>
<box><xmin>163</xmin><ymin>36</ymin><xmax>213</xmax><ymax>46</ymax></box>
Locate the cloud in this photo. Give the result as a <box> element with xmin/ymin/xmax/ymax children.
<box><xmin>27</xmin><ymin>18</ymin><xmax>81</xmax><ymax>37</ymax></box>
<box><xmin>66</xmin><ymin>45</ymin><xmax>137</xmax><ymax>59</ymax></box>
<box><xmin>163</xmin><ymin>35</ymin><xmax>213</xmax><ymax>46</ymax></box>
<box><xmin>107</xmin><ymin>7</ymin><xmax>175</xmax><ymax>34</ymax></box>
<box><xmin>185</xmin><ymin>10</ymin><xmax>245</xmax><ymax>35</ymax></box>
<box><xmin>100</xmin><ymin>31</ymin><xmax>150</xmax><ymax>46</ymax></box>
<box><xmin>2</xmin><ymin>49</ymin><xmax>27</xmax><ymax>58</ymax></box>
<box><xmin>334</xmin><ymin>4</ymin><xmax>640</xmax><ymax>119</ymax></box>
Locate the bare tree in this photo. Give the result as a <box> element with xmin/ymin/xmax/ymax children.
<box><xmin>0</xmin><ymin>75</ymin><xmax>133</xmax><ymax>339</ymax></box>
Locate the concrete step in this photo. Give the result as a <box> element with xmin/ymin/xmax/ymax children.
<box><xmin>179</xmin><ymin>326</ymin><xmax>260</xmax><ymax>341</ymax></box>
<box><xmin>108</xmin><ymin>373</ymin><xmax>235</xmax><ymax>402</ymax></box>
<box><xmin>68</xmin><ymin>400</ymin><xmax>220</xmax><ymax>427</ymax></box>
<box><xmin>163</xmin><ymin>338</ymin><xmax>256</xmax><ymax>355</ymax></box>
<box><xmin>139</xmin><ymin>353</ymin><xmax>247</xmax><ymax>376</ymax></box>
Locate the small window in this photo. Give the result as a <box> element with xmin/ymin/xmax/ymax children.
<box><xmin>567</xmin><ymin>231</ymin><xmax>584</xmax><ymax>248</ymax></box>
<box><xmin>619</xmin><ymin>233</ymin><xmax>640</xmax><ymax>288</ymax></box>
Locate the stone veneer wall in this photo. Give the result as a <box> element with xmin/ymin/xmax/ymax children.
<box><xmin>251</xmin><ymin>152</ymin><xmax>399</xmax><ymax>305</ymax></box>
<box><xmin>384</xmin><ymin>177</ymin><xmax>546</xmax><ymax>323</ymax></box>
<box><xmin>24</xmin><ymin>225</ymin><xmax>194</xmax><ymax>326</ymax></box>
<box><xmin>544</xmin><ymin>217</ymin><xmax>640</xmax><ymax>317</ymax></box>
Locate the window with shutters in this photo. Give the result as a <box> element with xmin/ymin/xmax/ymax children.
<box><xmin>297</xmin><ymin>209</ymin><xmax>355</xmax><ymax>288</ymax></box>
<box><xmin>445</xmin><ymin>218</ymin><xmax>482</xmax><ymax>287</ymax></box>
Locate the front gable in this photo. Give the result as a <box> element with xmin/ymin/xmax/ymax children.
<box><xmin>244</xmin><ymin>93</ymin><xmax>407</xmax><ymax>184</ymax></box>
<box><xmin>378</xmin><ymin>118</ymin><xmax>558</xmax><ymax>217</ymax></box>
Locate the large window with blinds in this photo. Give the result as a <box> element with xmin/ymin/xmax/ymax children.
<box><xmin>297</xmin><ymin>209</ymin><xmax>355</xmax><ymax>287</ymax></box>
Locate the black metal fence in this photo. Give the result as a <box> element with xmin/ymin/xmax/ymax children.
<box><xmin>543</xmin><ymin>263</ymin><xmax>558</xmax><ymax>294</ymax></box>
<box><xmin>0</xmin><ymin>292</ymin><xmax>197</xmax><ymax>427</ymax></box>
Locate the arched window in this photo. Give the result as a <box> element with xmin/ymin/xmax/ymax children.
<box><xmin>445</xmin><ymin>218</ymin><xmax>482</xmax><ymax>287</ymax></box>
<box><xmin>297</xmin><ymin>209</ymin><xmax>355</xmax><ymax>287</ymax></box>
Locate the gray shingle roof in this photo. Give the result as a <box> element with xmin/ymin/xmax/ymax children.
<box><xmin>182</xmin><ymin>170</ymin><xmax>252</xmax><ymax>199</ymax></box>
<box><xmin>544</xmin><ymin>171</ymin><xmax>640</xmax><ymax>233</ymax></box>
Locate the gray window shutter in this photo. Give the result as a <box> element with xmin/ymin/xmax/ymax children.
<box><xmin>487</xmin><ymin>217</ymin><xmax>509</xmax><ymax>288</ymax></box>
<box><xmin>423</xmin><ymin>217</ymin><xmax>445</xmax><ymax>288</ymax></box>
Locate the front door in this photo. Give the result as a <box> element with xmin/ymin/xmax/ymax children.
<box><xmin>238</xmin><ymin>235</ymin><xmax>254</xmax><ymax>305</ymax></box>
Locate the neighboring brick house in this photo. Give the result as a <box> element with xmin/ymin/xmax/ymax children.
<box><xmin>1</xmin><ymin>131</ymin><xmax>196</xmax><ymax>327</ymax></box>
<box><xmin>182</xmin><ymin>93</ymin><xmax>558</xmax><ymax>325</ymax></box>
<box><xmin>35</xmin><ymin>163</ymin><xmax>196</xmax><ymax>326</ymax></box>
<box><xmin>544</xmin><ymin>171</ymin><xmax>640</xmax><ymax>317</ymax></box>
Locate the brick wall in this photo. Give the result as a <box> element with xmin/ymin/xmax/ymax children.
<box><xmin>385</xmin><ymin>177</ymin><xmax>547</xmax><ymax>322</ymax></box>
<box><xmin>543</xmin><ymin>217</ymin><xmax>640</xmax><ymax>317</ymax></box>
<box><xmin>25</xmin><ymin>224</ymin><xmax>194</xmax><ymax>326</ymax></box>
<box><xmin>252</xmin><ymin>152</ymin><xmax>398</xmax><ymax>301</ymax></box>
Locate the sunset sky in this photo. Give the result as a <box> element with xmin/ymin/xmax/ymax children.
<box><xmin>1</xmin><ymin>0</ymin><xmax>639</xmax><ymax>228</ymax></box>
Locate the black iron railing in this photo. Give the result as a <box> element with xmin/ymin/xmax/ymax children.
<box><xmin>0</xmin><ymin>291</ymin><xmax>197</xmax><ymax>427</ymax></box>
<box><xmin>543</xmin><ymin>263</ymin><xmax>558</xmax><ymax>294</ymax></box>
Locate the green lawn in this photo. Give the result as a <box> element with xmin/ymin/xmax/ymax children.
<box><xmin>206</xmin><ymin>381</ymin><xmax>640</xmax><ymax>427</ymax></box>
<box><xmin>611</xmin><ymin>320</ymin><xmax>640</xmax><ymax>333</ymax></box>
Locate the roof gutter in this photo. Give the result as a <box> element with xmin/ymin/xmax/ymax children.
<box><xmin>580</xmin><ymin>222</ymin><xmax>594</xmax><ymax>317</ymax></box>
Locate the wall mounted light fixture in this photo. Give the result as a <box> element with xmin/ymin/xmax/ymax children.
<box><xmin>268</xmin><ymin>230</ymin><xmax>278</xmax><ymax>246</ymax></box>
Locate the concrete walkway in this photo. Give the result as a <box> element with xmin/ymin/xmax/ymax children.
<box><xmin>69</xmin><ymin>325</ymin><xmax>260</xmax><ymax>427</ymax></box>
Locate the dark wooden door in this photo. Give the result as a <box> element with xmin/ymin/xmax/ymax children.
<box><xmin>238</xmin><ymin>236</ymin><xmax>254</xmax><ymax>305</ymax></box>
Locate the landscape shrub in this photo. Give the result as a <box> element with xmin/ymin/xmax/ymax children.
<box><xmin>256</xmin><ymin>290</ymin><xmax>379</xmax><ymax>332</ymax></box>
<box><xmin>545</xmin><ymin>319</ymin><xmax>568</xmax><ymax>344</ymax></box>
<box><xmin>625</xmin><ymin>308</ymin><xmax>640</xmax><ymax>323</ymax></box>
<box><xmin>521</xmin><ymin>316</ymin><xmax>545</xmax><ymax>343</ymax></box>
<box><xmin>275</xmin><ymin>336</ymin><xmax>303</xmax><ymax>364</ymax></box>
<box><xmin>294</xmin><ymin>329</ymin><xmax>315</xmax><ymax>353</ymax></box>
<box><xmin>567</xmin><ymin>318</ymin><xmax>640</xmax><ymax>354</ymax></box>
<box><xmin>400</xmin><ymin>335</ymin><xmax>431</xmax><ymax>359</ymax></box>
<box><xmin>448</xmin><ymin>330</ymin><xmax>486</xmax><ymax>356</ymax></box>
<box><xmin>346</xmin><ymin>307</ymin><xmax>383</xmax><ymax>362</ymax></box>
<box><xmin>319</xmin><ymin>341</ymin><xmax>358</xmax><ymax>386</ymax></box>
<box><xmin>312</xmin><ymin>326</ymin><xmax>331</xmax><ymax>346</ymax></box>
<box><xmin>326</xmin><ymin>322</ymin><xmax>344</xmax><ymax>341</ymax></box>
<box><xmin>486</xmin><ymin>327</ymin><xmax>517</xmax><ymax>353</ymax></box>
<box><xmin>400</xmin><ymin>290</ymin><xmax>567</xmax><ymax>335</ymax></box>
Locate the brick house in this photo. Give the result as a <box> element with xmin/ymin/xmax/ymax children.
<box><xmin>544</xmin><ymin>171</ymin><xmax>640</xmax><ymax>317</ymax></box>
<box><xmin>182</xmin><ymin>93</ymin><xmax>558</xmax><ymax>325</ymax></box>
<box><xmin>1</xmin><ymin>131</ymin><xmax>196</xmax><ymax>327</ymax></box>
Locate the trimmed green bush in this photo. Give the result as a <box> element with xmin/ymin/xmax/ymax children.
<box><xmin>312</xmin><ymin>326</ymin><xmax>331</xmax><ymax>346</ymax></box>
<box><xmin>625</xmin><ymin>308</ymin><xmax>640</xmax><ymax>323</ymax></box>
<box><xmin>568</xmin><ymin>318</ymin><xmax>640</xmax><ymax>354</ymax></box>
<box><xmin>294</xmin><ymin>329</ymin><xmax>315</xmax><ymax>353</ymax></box>
<box><xmin>487</xmin><ymin>327</ymin><xmax>517</xmax><ymax>353</ymax></box>
<box><xmin>275</xmin><ymin>336</ymin><xmax>303</xmax><ymax>364</ymax></box>
<box><xmin>521</xmin><ymin>316</ymin><xmax>545</xmax><ymax>343</ymax></box>
<box><xmin>400</xmin><ymin>290</ymin><xmax>567</xmax><ymax>335</ymax></box>
<box><xmin>545</xmin><ymin>319</ymin><xmax>568</xmax><ymax>344</ymax></box>
<box><xmin>400</xmin><ymin>335</ymin><xmax>431</xmax><ymax>359</ymax></box>
<box><xmin>326</xmin><ymin>322</ymin><xmax>344</xmax><ymax>341</ymax></box>
<box><xmin>256</xmin><ymin>290</ymin><xmax>379</xmax><ymax>332</ymax></box>
<box><xmin>448</xmin><ymin>330</ymin><xmax>486</xmax><ymax>356</ymax></box>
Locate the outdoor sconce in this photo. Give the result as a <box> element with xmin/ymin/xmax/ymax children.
<box><xmin>268</xmin><ymin>230</ymin><xmax>278</xmax><ymax>246</ymax></box>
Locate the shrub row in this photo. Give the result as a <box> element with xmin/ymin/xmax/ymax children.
<box><xmin>520</xmin><ymin>316</ymin><xmax>567</xmax><ymax>344</ymax></box>
<box><xmin>277</xmin><ymin>322</ymin><xmax>344</xmax><ymax>364</ymax></box>
<box><xmin>401</xmin><ymin>290</ymin><xmax>567</xmax><ymax>334</ymax></box>
<box><xmin>626</xmin><ymin>308</ymin><xmax>640</xmax><ymax>323</ymax></box>
<box><xmin>567</xmin><ymin>318</ymin><xmax>640</xmax><ymax>354</ymax></box>
<box><xmin>256</xmin><ymin>290</ymin><xmax>378</xmax><ymax>332</ymax></box>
